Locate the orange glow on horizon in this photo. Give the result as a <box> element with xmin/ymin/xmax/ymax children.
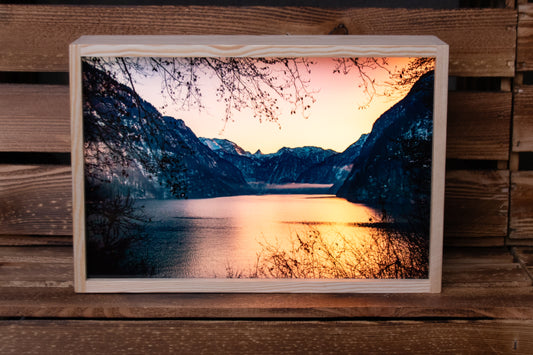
<box><xmin>135</xmin><ymin>57</ymin><xmax>428</xmax><ymax>154</ymax></box>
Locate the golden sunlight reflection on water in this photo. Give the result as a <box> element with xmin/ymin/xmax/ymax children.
<box><xmin>141</xmin><ymin>194</ymin><xmax>427</xmax><ymax>279</ymax></box>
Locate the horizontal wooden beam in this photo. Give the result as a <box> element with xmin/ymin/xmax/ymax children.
<box><xmin>0</xmin><ymin>165</ymin><xmax>72</xmax><ymax>236</ymax></box>
<box><xmin>447</xmin><ymin>92</ymin><xmax>512</xmax><ymax>160</ymax></box>
<box><xmin>0</xmin><ymin>85</ymin><xmax>512</xmax><ymax>161</ymax></box>
<box><xmin>444</xmin><ymin>170</ymin><xmax>509</xmax><ymax>241</ymax></box>
<box><xmin>0</xmin><ymin>84</ymin><xmax>70</xmax><ymax>153</ymax></box>
<box><xmin>0</xmin><ymin>164</ymin><xmax>511</xmax><ymax>242</ymax></box>
<box><xmin>513</xmin><ymin>86</ymin><xmax>533</xmax><ymax>152</ymax></box>
<box><xmin>2</xmin><ymin>319</ymin><xmax>533</xmax><ymax>354</ymax></box>
<box><xmin>0</xmin><ymin>5</ymin><xmax>516</xmax><ymax>76</ymax></box>
<box><xmin>0</xmin><ymin>246</ymin><xmax>531</xmax><ymax>318</ymax></box>
<box><xmin>0</xmin><ymin>235</ymin><xmax>71</xmax><ymax>247</ymax></box>
<box><xmin>517</xmin><ymin>4</ymin><xmax>533</xmax><ymax>71</ymax></box>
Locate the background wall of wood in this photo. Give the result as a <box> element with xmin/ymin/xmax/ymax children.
<box><xmin>0</xmin><ymin>1</ymin><xmax>531</xmax><ymax>247</ymax></box>
<box><xmin>2</xmin><ymin>3</ymin><xmax>533</xmax><ymax>353</ymax></box>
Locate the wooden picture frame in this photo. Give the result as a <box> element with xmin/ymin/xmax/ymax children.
<box><xmin>70</xmin><ymin>35</ymin><xmax>448</xmax><ymax>293</ymax></box>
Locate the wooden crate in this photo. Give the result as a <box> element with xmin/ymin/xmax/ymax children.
<box><xmin>1</xmin><ymin>3</ymin><xmax>533</xmax><ymax>353</ymax></box>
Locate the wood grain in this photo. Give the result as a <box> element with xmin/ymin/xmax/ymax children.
<box><xmin>444</xmin><ymin>170</ymin><xmax>509</xmax><ymax>242</ymax></box>
<box><xmin>1</xmin><ymin>246</ymin><xmax>531</xmax><ymax>318</ymax></box>
<box><xmin>0</xmin><ymin>84</ymin><xmax>511</xmax><ymax>160</ymax></box>
<box><xmin>3</xmin><ymin>284</ymin><xmax>533</xmax><ymax>320</ymax></box>
<box><xmin>0</xmin><ymin>85</ymin><xmax>70</xmax><ymax>153</ymax></box>
<box><xmin>445</xmin><ymin>236</ymin><xmax>511</xmax><ymax>247</ymax></box>
<box><xmin>510</xmin><ymin>172</ymin><xmax>533</xmax><ymax>239</ymax></box>
<box><xmin>443</xmin><ymin>263</ymin><xmax>531</xmax><ymax>287</ymax></box>
<box><xmin>512</xmin><ymin>86</ymin><xmax>533</xmax><ymax>151</ymax></box>
<box><xmin>74</xmin><ymin>34</ymin><xmax>446</xmax><ymax>57</ymax></box>
<box><xmin>2</xmin><ymin>319</ymin><xmax>533</xmax><ymax>354</ymax></box>
<box><xmin>0</xmin><ymin>165</ymin><xmax>72</xmax><ymax>236</ymax></box>
<box><xmin>0</xmin><ymin>5</ymin><xmax>516</xmax><ymax>76</ymax></box>
<box><xmin>447</xmin><ymin>92</ymin><xmax>512</xmax><ymax>160</ymax></box>
<box><xmin>517</xmin><ymin>4</ymin><xmax>533</xmax><ymax>70</ymax></box>
<box><xmin>0</xmin><ymin>235</ymin><xmax>71</xmax><ymax>247</ymax></box>
<box><xmin>0</xmin><ymin>165</ymin><xmax>510</xmax><ymax>239</ymax></box>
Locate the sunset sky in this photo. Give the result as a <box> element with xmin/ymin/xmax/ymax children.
<box><xmin>119</xmin><ymin>57</ymin><xmax>421</xmax><ymax>154</ymax></box>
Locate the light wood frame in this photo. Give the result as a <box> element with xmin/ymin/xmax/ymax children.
<box><xmin>70</xmin><ymin>35</ymin><xmax>448</xmax><ymax>293</ymax></box>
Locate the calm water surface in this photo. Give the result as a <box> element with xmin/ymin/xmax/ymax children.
<box><xmin>133</xmin><ymin>194</ymin><xmax>384</xmax><ymax>278</ymax></box>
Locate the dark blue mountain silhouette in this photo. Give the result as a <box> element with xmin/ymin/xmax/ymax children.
<box><xmin>82</xmin><ymin>62</ymin><xmax>250</xmax><ymax>199</ymax></box>
<box><xmin>335</xmin><ymin>71</ymin><xmax>434</xmax><ymax>215</ymax></box>
<box><xmin>200</xmin><ymin>138</ymin><xmax>338</xmax><ymax>185</ymax></box>
<box><xmin>296</xmin><ymin>134</ymin><xmax>368</xmax><ymax>186</ymax></box>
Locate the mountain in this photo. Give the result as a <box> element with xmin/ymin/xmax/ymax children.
<box><xmin>335</xmin><ymin>71</ymin><xmax>434</xmax><ymax>214</ymax></box>
<box><xmin>296</xmin><ymin>134</ymin><xmax>368</xmax><ymax>185</ymax></box>
<box><xmin>161</xmin><ymin>118</ymin><xmax>252</xmax><ymax>198</ymax></box>
<box><xmin>199</xmin><ymin>137</ymin><xmax>252</xmax><ymax>157</ymax></box>
<box><xmin>257</xmin><ymin>146</ymin><xmax>337</xmax><ymax>184</ymax></box>
<box><xmin>82</xmin><ymin>61</ymin><xmax>250</xmax><ymax>199</ymax></box>
<box><xmin>199</xmin><ymin>137</ymin><xmax>261</xmax><ymax>182</ymax></box>
<box><xmin>200</xmin><ymin>138</ymin><xmax>337</xmax><ymax>184</ymax></box>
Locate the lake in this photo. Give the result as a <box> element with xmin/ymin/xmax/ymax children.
<box><xmin>121</xmin><ymin>194</ymin><xmax>427</xmax><ymax>279</ymax></box>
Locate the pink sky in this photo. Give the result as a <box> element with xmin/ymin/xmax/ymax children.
<box><xmin>133</xmin><ymin>57</ymin><xmax>423</xmax><ymax>154</ymax></box>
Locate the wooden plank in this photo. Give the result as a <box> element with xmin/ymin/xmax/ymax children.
<box><xmin>0</xmin><ymin>85</ymin><xmax>511</xmax><ymax>160</ymax></box>
<box><xmin>0</xmin><ymin>246</ymin><xmax>72</xmax><ymax>263</ymax></box>
<box><xmin>1</xmin><ymin>319</ymin><xmax>533</xmax><ymax>354</ymax></box>
<box><xmin>445</xmin><ymin>236</ymin><xmax>509</xmax><ymax>247</ymax></box>
<box><xmin>512</xmin><ymin>86</ymin><xmax>533</xmax><ymax>151</ymax></box>
<box><xmin>0</xmin><ymin>247</ymin><xmax>72</xmax><ymax>288</ymax></box>
<box><xmin>1</xmin><ymin>165</ymin><xmax>509</xmax><ymax>238</ymax></box>
<box><xmin>3</xmin><ymin>284</ymin><xmax>533</xmax><ymax>320</ymax></box>
<box><xmin>5</xmin><ymin>246</ymin><xmax>522</xmax><ymax>274</ymax></box>
<box><xmin>444</xmin><ymin>246</ymin><xmax>515</xmax><ymax>264</ymax></box>
<box><xmin>0</xmin><ymin>247</ymin><xmax>73</xmax><ymax>288</ymax></box>
<box><xmin>444</xmin><ymin>263</ymin><xmax>531</xmax><ymax>287</ymax></box>
<box><xmin>517</xmin><ymin>4</ymin><xmax>533</xmax><ymax>71</ymax></box>
<box><xmin>447</xmin><ymin>92</ymin><xmax>512</xmax><ymax>160</ymax></box>
<box><xmin>0</xmin><ymin>235</ymin><xmax>71</xmax><ymax>246</ymax></box>
<box><xmin>444</xmin><ymin>170</ymin><xmax>509</xmax><ymax>242</ymax></box>
<box><xmin>0</xmin><ymin>165</ymin><xmax>72</xmax><ymax>236</ymax></box>
<box><xmin>0</xmin><ymin>5</ymin><xmax>516</xmax><ymax>76</ymax></box>
<box><xmin>1</xmin><ymin>246</ymin><xmax>531</xmax><ymax>319</ymax></box>
<box><xmin>510</xmin><ymin>172</ymin><xmax>533</xmax><ymax>239</ymax></box>
<box><xmin>0</xmin><ymin>84</ymin><xmax>70</xmax><ymax>153</ymax></box>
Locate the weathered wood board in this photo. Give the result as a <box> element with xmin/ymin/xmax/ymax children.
<box><xmin>0</xmin><ymin>245</ymin><xmax>531</xmax><ymax>319</ymax></box>
<box><xmin>0</xmin><ymin>84</ymin><xmax>70</xmax><ymax>153</ymax></box>
<box><xmin>0</xmin><ymin>166</ymin><xmax>511</xmax><ymax>242</ymax></box>
<box><xmin>447</xmin><ymin>92</ymin><xmax>511</xmax><ymax>160</ymax></box>
<box><xmin>0</xmin><ymin>5</ymin><xmax>516</xmax><ymax>76</ymax></box>
<box><xmin>444</xmin><ymin>170</ymin><xmax>509</xmax><ymax>242</ymax></box>
<box><xmin>517</xmin><ymin>4</ymin><xmax>533</xmax><ymax>71</ymax></box>
<box><xmin>0</xmin><ymin>85</ymin><xmax>512</xmax><ymax>160</ymax></box>
<box><xmin>512</xmin><ymin>86</ymin><xmax>533</xmax><ymax>152</ymax></box>
<box><xmin>0</xmin><ymin>165</ymin><xmax>72</xmax><ymax>236</ymax></box>
<box><xmin>2</xmin><ymin>319</ymin><xmax>533</xmax><ymax>354</ymax></box>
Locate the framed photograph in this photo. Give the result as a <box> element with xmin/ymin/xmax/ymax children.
<box><xmin>70</xmin><ymin>35</ymin><xmax>448</xmax><ymax>293</ymax></box>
